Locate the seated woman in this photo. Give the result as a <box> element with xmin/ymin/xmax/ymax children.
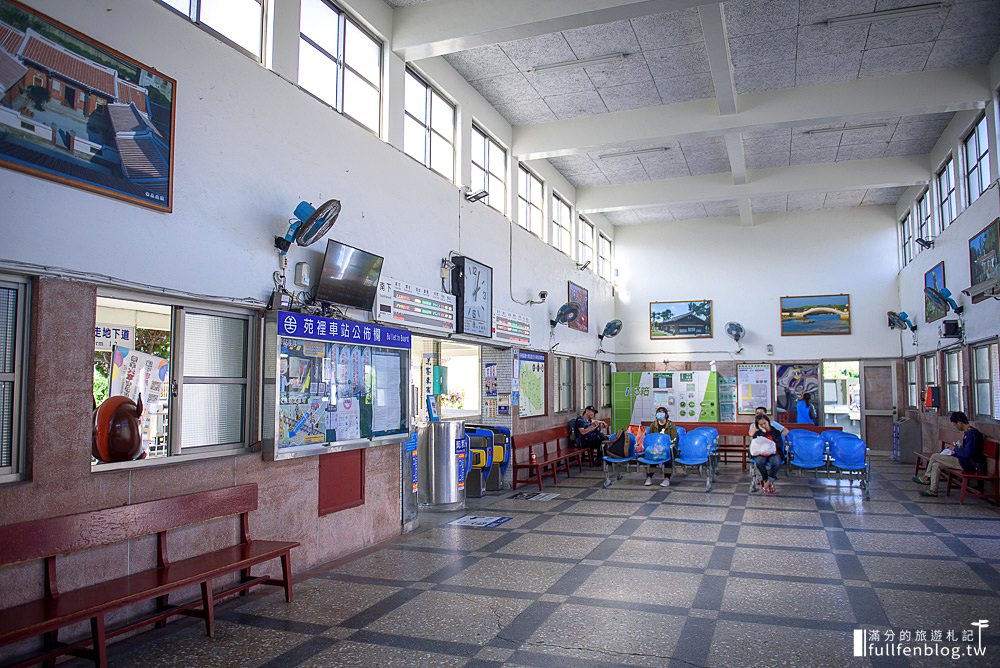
<box><xmin>644</xmin><ymin>406</ymin><xmax>677</xmax><ymax>487</ymax></box>
<box><xmin>750</xmin><ymin>414</ymin><xmax>784</xmax><ymax>494</ymax></box>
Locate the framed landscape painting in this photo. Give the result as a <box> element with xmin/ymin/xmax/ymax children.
<box><xmin>968</xmin><ymin>218</ymin><xmax>999</xmax><ymax>301</ymax></box>
<box><xmin>568</xmin><ymin>281</ymin><xmax>588</xmax><ymax>332</ymax></box>
<box><xmin>780</xmin><ymin>294</ymin><xmax>851</xmax><ymax>336</ymax></box>
<box><xmin>0</xmin><ymin>0</ymin><xmax>175</xmax><ymax>211</ymax></box>
<box><xmin>650</xmin><ymin>300</ymin><xmax>712</xmax><ymax>340</ymax></box>
<box><xmin>924</xmin><ymin>262</ymin><xmax>946</xmax><ymax>323</ymax></box>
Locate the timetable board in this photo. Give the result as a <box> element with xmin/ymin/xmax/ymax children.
<box><xmin>375</xmin><ymin>276</ymin><xmax>455</xmax><ymax>334</ymax></box>
<box><xmin>494</xmin><ymin>308</ymin><xmax>531</xmax><ymax>345</ymax></box>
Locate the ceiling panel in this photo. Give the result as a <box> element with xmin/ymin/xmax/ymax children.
<box><xmin>584</xmin><ymin>53</ymin><xmax>653</xmax><ymax>88</ymax></box>
<box><xmin>524</xmin><ymin>68</ymin><xmax>594</xmax><ymax>96</ymax></box>
<box><xmin>563</xmin><ymin>171</ymin><xmax>611</xmax><ymax>188</ymax></box>
<box><xmin>669</xmin><ymin>202</ymin><xmax>709</xmax><ymax>219</ymax></box>
<box><xmin>795</xmin><ymin>23</ymin><xmax>869</xmax><ymax>59</ymax></box>
<box><xmin>751</xmin><ymin>194</ymin><xmax>788</xmax><ymax>213</ymax></box>
<box><xmin>798</xmin><ymin>0</ymin><xmax>873</xmax><ymax>25</ymax></box>
<box><xmin>861</xmin><ymin>186</ymin><xmax>907</xmax><ymax>206</ymax></box>
<box><xmin>548</xmin><ymin>154</ymin><xmax>602</xmax><ymax>176</ymax></box>
<box><xmin>824</xmin><ymin>189</ymin><xmax>868</xmax><ymax>207</ymax></box>
<box><xmin>630</xmin><ymin>8</ymin><xmax>704</xmax><ymax>50</ymax></box>
<box><xmin>635</xmin><ymin>205</ymin><xmax>676</xmax><ymax>222</ymax></box>
<box><xmin>747</xmin><ymin>152</ymin><xmax>791</xmax><ymax>169</ymax></box>
<box><xmin>600</xmin><ymin>81</ymin><xmax>662</xmax><ymax>112</ymax></box>
<box><xmin>604</xmin><ymin>210</ymin><xmax>642</xmax><ymax>225</ymax></box>
<box><xmin>728</xmin><ymin>28</ymin><xmax>797</xmax><ymax>68</ymax></box>
<box><xmin>865</xmin><ymin>14</ymin><xmax>946</xmax><ymax>49</ymax></box>
<box><xmin>499</xmin><ymin>33</ymin><xmax>576</xmax><ymax>71</ymax></box>
<box><xmin>734</xmin><ymin>59</ymin><xmax>796</xmax><ymax>94</ymax></box>
<box><xmin>702</xmin><ymin>200</ymin><xmax>741</xmax><ymax>217</ymax></box>
<box><xmin>859</xmin><ymin>43</ymin><xmax>934</xmax><ymax>78</ymax></box>
<box><xmin>443</xmin><ymin>45</ymin><xmax>518</xmax><ymax>81</ymax></box>
<box><xmin>885</xmin><ymin>136</ymin><xmax>938</xmax><ymax>156</ymax></box>
<box><xmin>836</xmin><ymin>143</ymin><xmax>887</xmax><ymax>161</ymax></box>
<box><xmin>790</xmin><ymin>146</ymin><xmax>839</xmax><ymax>165</ymax></box>
<box><xmin>794</xmin><ymin>52</ymin><xmax>863</xmax><ymax>87</ymax></box>
<box><xmin>787</xmin><ymin>192</ymin><xmax>828</xmax><ymax>211</ymax></box>
<box><xmin>491</xmin><ymin>97</ymin><xmax>556</xmax><ymax>125</ymax></box>
<box><xmin>937</xmin><ymin>0</ymin><xmax>1000</xmax><ymax>41</ymax></box>
<box><xmin>562</xmin><ymin>19</ymin><xmax>641</xmax><ymax>58</ymax></box>
<box><xmin>926</xmin><ymin>38</ymin><xmax>1000</xmax><ymax>70</ymax></box>
<box><xmin>653</xmin><ymin>72</ymin><xmax>716</xmax><ymax>103</ymax></box>
<box><xmin>743</xmin><ymin>133</ymin><xmax>792</xmax><ymax>155</ymax></box>
<box><xmin>644</xmin><ymin>42</ymin><xmax>711</xmax><ymax>79</ymax></box>
<box><xmin>725</xmin><ymin>0</ymin><xmax>801</xmax><ymax>37</ymax></box>
<box><xmin>544</xmin><ymin>90</ymin><xmax>609</xmax><ymax>119</ymax></box>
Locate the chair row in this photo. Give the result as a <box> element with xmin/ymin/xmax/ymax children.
<box><xmin>782</xmin><ymin>429</ymin><xmax>871</xmax><ymax>499</ymax></box>
<box><xmin>604</xmin><ymin>428</ymin><xmax>719</xmax><ymax>491</ymax></box>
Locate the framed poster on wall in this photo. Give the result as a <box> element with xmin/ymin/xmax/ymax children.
<box><xmin>924</xmin><ymin>262</ymin><xmax>947</xmax><ymax>323</ymax></box>
<box><xmin>518</xmin><ymin>350</ymin><xmax>545</xmax><ymax>417</ymax></box>
<box><xmin>774</xmin><ymin>363</ymin><xmax>819</xmax><ymax>424</ymax></box>
<box><xmin>737</xmin><ymin>363</ymin><xmax>771</xmax><ymax>415</ymax></box>
<box><xmin>568</xmin><ymin>281</ymin><xmax>589</xmax><ymax>332</ymax></box>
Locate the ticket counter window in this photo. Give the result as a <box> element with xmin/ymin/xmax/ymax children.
<box><xmin>439</xmin><ymin>341</ymin><xmax>481</xmax><ymax>419</ymax></box>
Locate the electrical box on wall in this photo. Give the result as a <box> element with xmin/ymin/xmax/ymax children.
<box><xmin>924</xmin><ymin>386</ymin><xmax>940</xmax><ymax>409</ymax></box>
<box><xmin>941</xmin><ymin>320</ymin><xmax>962</xmax><ymax>338</ymax></box>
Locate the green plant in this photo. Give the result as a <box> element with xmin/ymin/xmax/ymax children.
<box><xmin>25</xmin><ymin>85</ymin><xmax>49</xmax><ymax>111</ymax></box>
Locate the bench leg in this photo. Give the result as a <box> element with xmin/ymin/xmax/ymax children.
<box><xmin>239</xmin><ymin>568</ymin><xmax>251</xmax><ymax>595</ymax></box>
<box><xmin>281</xmin><ymin>552</ymin><xmax>294</xmax><ymax>603</ymax></box>
<box><xmin>200</xmin><ymin>580</ymin><xmax>216</xmax><ymax>637</ymax></box>
<box><xmin>535</xmin><ymin>465</ymin><xmax>543</xmax><ymax>491</ymax></box>
<box><xmin>90</xmin><ymin>614</ymin><xmax>107</xmax><ymax>668</ymax></box>
<box><xmin>42</xmin><ymin>630</ymin><xmax>58</xmax><ymax>668</ymax></box>
<box><xmin>155</xmin><ymin>594</ymin><xmax>170</xmax><ymax>627</ymax></box>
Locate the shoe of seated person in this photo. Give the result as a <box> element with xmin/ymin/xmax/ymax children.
<box><xmin>920</xmin><ymin>489</ymin><xmax>938</xmax><ymax>497</ymax></box>
<box><xmin>644</xmin><ymin>476</ymin><xmax>653</xmax><ymax>487</ymax></box>
<box><xmin>912</xmin><ymin>475</ymin><xmax>929</xmax><ymax>485</ymax></box>
<box><xmin>659</xmin><ymin>477</ymin><xmax>670</xmax><ymax>487</ymax></box>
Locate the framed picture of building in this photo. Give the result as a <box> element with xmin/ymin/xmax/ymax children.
<box><xmin>0</xmin><ymin>0</ymin><xmax>175</xmax><ymax>212</ymax></box>
<box><xmin>568</xmin><ymin>281</ymin><xmax>588</xmax><ymax>332</ymax></box>
<box><xmin>649</xmin><ymin>300</ymin><xmax>712</xmax><ymax>340</ymax></box>
<box><xmin>968</xmin><ymin>218</ymin><xmax>999</xmax><ymax>301</ymax></box>
<box><xmin>779</xmin><ymin>294</ymin><xmax>851</xmax><ymax>336</ymax></box>
<box><xmin>924</xmin><ymin>262</ymin><xmax>946</xmax><ymax>323</ymax></box>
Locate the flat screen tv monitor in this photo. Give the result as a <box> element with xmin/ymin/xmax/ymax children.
<box><xmin>313</xmin><ymin>239</ymin><xmax>384</xmax><ymax>310</ymax></box>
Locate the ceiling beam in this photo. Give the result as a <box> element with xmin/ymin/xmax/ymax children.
<box><xmin>723</xmin><ymin>133</ymin><xmax>747</xmax><ymax>185</ymax></box>
<box><xmin>576</xmin><ymin>156</ymin><xmax>929</xmax><ymax>212</ymax></box>
<box><xmin>737</xmin><ymin>198</ymin><xmax>753</xmax><ymax>227</ymax></box>
<box><xmin>392</xmin><ymin>0</ymin><xmax>706</xmax><ymax>61</ymax></box>
<box><xmin>513</xmin><ymin>66</ymin><xmax>990</xmax><ymax>159</ymax></box>
<box><xmin>698</xmin><ymin>3</ymin><xmax>736</xmax><ymax>115</ymax></box>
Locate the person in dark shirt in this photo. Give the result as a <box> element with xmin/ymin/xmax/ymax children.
<box><xmin>575</xmin><ymin>405</ymin><xmax>610</xmax><ymax>461</ymax></box>
<box><xmin>751</xmin><ymin>415</ymin><xmax>784</xmax><ymax>494</ymax></box>
<box><xmin>914</xmin><ymin>411</ymin><xmax>986</xmax><ymax>497</ymax></box>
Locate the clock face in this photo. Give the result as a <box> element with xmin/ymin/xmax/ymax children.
<box><xmin>460</xmin><ymin>258</ymin><xmax>492</xmax><ymax>337</ymax></box>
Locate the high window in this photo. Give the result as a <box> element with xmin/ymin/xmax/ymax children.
<box><xmin>517</xmin><ymin>166</ymin><xmax>544</xmax><ymax>237</ymax></box>
<box><xmin>578</xmin><ymin>217</ymin><xmax>595</xmax><ymax>268</ymax></box>
<box><xmin>0</xmin><ymin>276</ymin><xmax>27</xmax><ymax>483</ymax></box>
<box><xmin>937</xmin><ymin>157</ymin><xmax>956</xmax><ymax>229</ymax></box>
<box><xmin>92</xmin><ymin>296</ymin><xmax>254</xmax><ymax>462</ymax></box>
<box><xmin>972</xmin><ymin>343</ymin><xmax>997</xmax><ymax>419</ymax></box>
<box><xmin>581</xmin><ymin>360</ymin><xmax>595</xmax><ymax>409</ymax></box>
<box><xmin>160</xmin><ymin>0</ymin><xmax>266</xmax><ymax>59</ymax></box>
<box><xmin>944</xmin><ymin>350</ymin><xmax>962</xmax><ymax>413</ymax></box>
<box><xmin>906</xmin><ymin>358</ymin><xmax>917</xmax><ymax>408</ymax></box>
<box><xmin>899</xmin><ymin>213</ymin><xmax>912</xmax><ymax>267</ymax></box>
<box><xmin>555</xmin><ymin>356</ymin><xmax>573</xmax><ymax>412</ymax></box>
<box><xmin>551</xmin><ymin>194</ymin><xmax>572</xmax><ymax>256</ymax></box>
<box><xmin>597</xmin><ymin>233</ymin><xmax>613</xmax><ymax>282</ymax></box>
<box><xmin>298</xmin><ymin>0</ymin><xmax>382</xmax><ymax>133</ymax></box>
<box><xmin>915</xmin><ymin>191</ymin><xmax>931</xmax><ymax>243</ymax></box>
<box><xmin>404</xmin><ymin>69</ymin><xmax>455</xmax><ymax>181</ymax></box>
<box><xmin>964</xmin><ymin>115</ymin><xmax>992</xmax><ymax>205</ymax></box>
<box><xmin>470</xmin><ymin>126</ymin><xmax>506</xmax><ymax>213</ymax></box>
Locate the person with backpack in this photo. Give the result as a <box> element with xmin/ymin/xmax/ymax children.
<box><xmin>574</xmin><ymin>405</ymin><xmax>610</xmax><ymax>463</ymax></box>
<box><xmin>796</xmin><ymin>392</ymin><xmax>817</xmax><ymax>424</ymax></box>
<box><xmin>644</xmin><ymin>406</ymin><xmax>677</xmax><ymax>487</ymax></box>
<box><xmin>913</xmin><ymin>411</ymin><xmax>986</xmax><ymax>496</ymax></box>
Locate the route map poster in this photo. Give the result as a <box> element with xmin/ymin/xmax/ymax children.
<box><xmin>518</xmin><ymin>351</ymin><xmax>545</xmax><ymax>417</ymax></box>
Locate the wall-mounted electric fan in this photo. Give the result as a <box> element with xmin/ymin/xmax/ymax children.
<box><xmin>597</xmin><ymin>319</ymin><xmax>622</xmax><ymax>353</ymax></box>
<box><xmin>887</xmin><ymin>311</ymin><xmax>916</xmax><ymax>331</ymax></box>
<box><xmin>724</xmin><ymin>321</ymin><xmax>746</xmax><ymax>353</ymax></box>
<box><xmin>550</xmin><ymin>302</ymin><xmax>581</xmax><ymax>330</ymax></box>
<box><xmin>274</xmin><ymin>199</ymin><xmax>341</xmax><ymax>255</ymax></box>
<box><xmin>924</xmin><ymin>286</ymin><xmax>963</xmax><ymax>315</ymax></box>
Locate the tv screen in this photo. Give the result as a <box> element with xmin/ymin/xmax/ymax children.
<box><xmin>313</xmin><ymin>239</ymin><xmax>384</xmax><ymax>310</ymax></box>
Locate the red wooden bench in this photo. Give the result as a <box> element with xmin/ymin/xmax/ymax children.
<box><xmin>0</xmin><ymin>484</ymin><xmax>298</xmax><ymax>667</ymax></box>
<box><xmin>512</xmin><ymin>426</ymin><xmax>588</xmax><ymax>491</ymax></box>
<box><xmin>914</xmin><ymin>438</ymin><xmax>1000</xmax><ymax>505</ymax></box>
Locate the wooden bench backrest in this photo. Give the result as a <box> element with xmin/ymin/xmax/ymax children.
<box><xmin>640</xmin><ymin>421</ymin><xmax>841</xmax><ymax>436</ymax></box>
<box><xmin>513</xmin><ymin>426</ymin><xmax>572</xmax><ymax>449</ymax></box>
<box><xmin>940</xmin><ymin>437</ymin><xmax>1000</xmax><ymax>471</ymax></box>
<box><xmin>0</xmin><ymin>484</ymin><xmax>258</xmax><ymax>567</ymax></box>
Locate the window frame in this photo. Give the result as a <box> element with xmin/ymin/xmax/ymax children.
<box><xmin>972</xmin><ymin>343</ymin><xmax>995</xmax><ymax>419</ymax></box>
<box><xmin>471</xmin><ymin>124</ymin><xmax>507</xmax><ymax>214</ymax></box>
<box><xmin>936</xmin><ymin>156</ymin><xmax>956</xmax><ymax>229</ymax></box>
<box><xmin>578</xmin><ymin>216</ymin><xmax>595</xmax><ymax>268</ymax></box>
<box><xmin>551</xmin><ymin>193</ymin><xmax>573</xmax><ymax>256</ymax></box>
<box><xmin>581</xmin><ymin>359</ymin><xmax>595</xmax><ymax>409</ymax></box>
<box><xmin>922</xmin><ymin>353</ymin><xmax>937</xmax><ymax>412</ymax></box>
<box><xmin>93</xmin><ymin>291</ymin><xmax>258</xmax><ymax>467</ymax></box>
<box><xmin>944</xmin><ymin>349</ymin><xmax>962</xmax><ymax>413</ymax></box>
<box><xmin>905</xmin><ymin>358</ymin><xmax>918</xmax><ymax>409</ymax></box>
<box><xmin>0</xmin><ymin>274</ymin><xmax>28</xmax><ymax>484</ymax></box>
<box><xmin>517</xmin><ymin>165</ymin><xmax>544</xmax><ymax>237</ymax></box>
<box><xmin>600</xmin><ymin>362</ymin><xmax>613</xmax><ymax>408</ymax></box>
<box><xmin>899</xmin><ymin>212</ymin><xmax>912</xmax><ymax>267</ymax></box>
<box><xmin>964</xmin><ymin>114</ymin><xmax>991</xmax><ymax>206</ymax></box>
<box><xmin>403</xmin><ymin>67</ymin><xmax>455</xmax><ymax>181</ymax></box>
<box><xmin>555</xmin><ymin>355</ymin><xmax>574</xmax><ymax>413</ymax></box>
<box><xmin>297</xmin><ymin>0</ymin><xmax>383</xmax><ymax>134</ymax></box>
<box><xmin>157</xmin><ymin>0</ymin><xmax>267</xmax><ymax>61</ymax></box>
<box><xmin>915</xmin><ymin>190</ymin><xmax>931</xmax><ymax>245</ymax></box>
<box><xmin>597</xmin><ymin>232</ymin><xmax>613</xmax><ymax>282</ymax></box>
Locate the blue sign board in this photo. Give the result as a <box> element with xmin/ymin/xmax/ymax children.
<box><xmin>519</xmin><ymin>350</ymin><xmax>545</xmax><ymax>363</ymax></box>
<box><xmin>277</xmin><ymin>311</ymin><xmax>411</xmax><ymax>350</ymax></box>
<box><xmin>455</xmin><ymin>437</ymin><xmax>468</xmax><ymax>490</ymax></box>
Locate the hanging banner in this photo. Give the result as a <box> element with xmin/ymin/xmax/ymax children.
<box><xmin>110</xmin><ymin>347</ymin><xmax>168</xmax><ymax>404</ymax></box>
<box><xmin>737</xmin><ymin>363</ymin><xmax>772</xmax><ymax>415</ymax></box>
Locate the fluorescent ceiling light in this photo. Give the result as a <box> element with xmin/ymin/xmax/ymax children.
<box><xmin>529</xmin><ymin>52</ymin><xmax>626</xmax><ymax>74</ymax></box>
<box><xmin>825</xmin><ymin>2</ymin><xmax>949</xmax><ymax>26</ymax></box>
<box><xmin>599</xmin><ymin>147</ymin><xmax>670</xmax><ymax>159</ymax></box>
<box><xmin>804</xmin><ymin>122</ymin><xmax>891</xmax><ymax>135</ymax></box>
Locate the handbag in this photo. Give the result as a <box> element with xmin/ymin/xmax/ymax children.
<box><xmin>604</xmin><ymin>431</ymin><xmax>629</xmax><ymax>458</ymax></box>
<box><xmin>749</xmin><ymin>436</ymin><xmax>776</xmax><ymax>457</ymax></box>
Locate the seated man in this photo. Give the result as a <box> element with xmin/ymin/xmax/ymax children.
<box><xmin>914</xmin><ymin>411</ymin><xmax>986</xmax><ymax>497</ymax></box>
<box><xmin>575</xmin><ymin>405</ymin><xmax>610</xmax><ymax>461</ymax></box>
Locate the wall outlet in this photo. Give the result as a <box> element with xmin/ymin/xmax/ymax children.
<box><xmin>294</xmin><ymin>262</ymin><xmax>311</xmax><ymax>288</ymax></box>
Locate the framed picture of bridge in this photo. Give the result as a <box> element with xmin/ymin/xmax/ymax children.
<box><xmin>779</xmin><ymin>294</ymin><xmax>851</xmax><ymax>336</ymax></box>
<box><xmin>0</xmin><ymin>0</ymin><xmax>175</xmax><ymax>212</ymax></box>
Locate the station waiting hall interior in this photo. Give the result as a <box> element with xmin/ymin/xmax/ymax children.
<box><xmin>2</xmin><ymin>0</ymin><xmax>1000</xmax><ymax>666</ymax></box>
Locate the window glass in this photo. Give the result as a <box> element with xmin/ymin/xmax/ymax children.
<box><xmin>557</xmin><ymin>357</ymin><xmax>573</xmax><ymax>411</ymax></box>
<box><xmin>298</xmin><ymin>39</ymin><xmax>339</xmax><ymax>107</ymax></box>
<box><xmin>598</xmin><ymin>234</ymin><xmax>613</xmax><ymax>281</ymax></box>
<box><xmin>344</xmin><ymin>20</ymin><xmax>380</xmax><ymax>86</ymax></box>
<box><xmin>404</xmin><ymin>71</ymin><xmax>426</xmax><ymax>124</ymax></box>
<box><xmin>552</xmin><ymin>195</ymin><xmax>572</xmax><ymax>255</ymax></box>
<box><xmin>431</xmin><ymin>92</ymin><xmax>453</xmax><ymax>137</ymax></box>
<box><xmin>517</xmin><ymin>166</ymin><xmax>544</xmax><ymax>236</ymax></box>
<box><xmin>906</xmin><ymin>358</ymin><xmax>917</xmax><ymax>408</ymax></box>
<box><xmin>200</xmin><ymin>0</ymin><xmax>263</xmax><ymax>57</ymax></box>
<box><xmin>965</xmin><ymin>115</ymin><xmax>991</xmax><ymax>205</ymax></box>
<box><xmin>342</xmin><ymin>69</ymin><xmax>380</xmax><ymax>132</ymax></box>
<box><xmin>945</xmin><ymin>351</ymin><xmax>961</xmax><ymax>412</ymax></box>
<box><xmin>0</xmin><ymin>278</ymin><xmax>26</xmax><ymax>478</ymax></box>
<box><xmin>899</xmin><ymin>214</ymin><xmax>912</xmax><ymax>266</ymax></box>
<box><xmin>582</xmin><ymin>360</ymin><xmax>595</xmax><ymax>409</ymax></box>
<box><xmin>601</xmin><ymin>362</ymin><xmax>612</xmax><ymax>407</ymax></box>
<box><xmin>404</xmin><ymin>70</ymin><xmax>454</xmax><ymax>180</ymax></box>
<box><xmin>972</xmin><ymin>344</ymin><xmax>993</xmax><ymax>417</ymax></box>
<box><xmin>160</xmin><ymin>0</ymin><xmax>191</xmax><ymax>13</ymax></box>
<box><xmin>300</xmin><ymin>0</ymin><xmax>341</xmax><ymax>56</ymax></box>
<box><xmin>430</xmin><ymin>131</ymin><xmax>454</xmax><ymax>180</ymax></box>
<box><xmin>579</xmin><ymin>217</ymin><xmax>595</xmax><ymax>266</ymax></box>
<box><xmin>937</xmin><ymin>158</ymin><xmax>955</xmax><ymax>228</ymax></box>
<box><xmin>439</xmin><ymin>342</ymin><xmax>481</xmax><ymax>417</ymax></box>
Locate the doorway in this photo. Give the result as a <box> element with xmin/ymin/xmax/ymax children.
<box><xmin>822</xmin><ymin>361</ymin><xmax>860</xmax><ymax>436</ymax></box>
<box><xmin>63</xmin><ymin>85</ymin><xmax>77</xmax><ymax>109</ymax></box>
<box><xmin>859</xmin><ymin>360</ymin><xmax>898</xmax><ymax>453</ymax></box>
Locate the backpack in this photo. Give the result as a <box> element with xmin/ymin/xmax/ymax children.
<box><xmin>568</xmin><ymin>418</ymin><xmax>580</xmax><ymax>445</ymax></box>
<box><xmin>603</xmin><ymin>431</ymin><xmax>629</xmax><ymax>458</ymax></box>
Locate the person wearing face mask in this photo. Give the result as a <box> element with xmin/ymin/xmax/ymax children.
<box><xmin>645</xmin><ymin>406</ymin><xmax>677</xmax><ymax>487</ymax></box>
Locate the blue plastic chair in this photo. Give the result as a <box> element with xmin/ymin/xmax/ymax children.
<box><xmin>602</xmin><ymin>432</ymin><xmax>636</xmax><ymax>488</ymax></box>
<box><xmin>674</xmin><ymin>431</ymin><xmax>715</xmax><ymax>492</ymax></box>
<box><xmin>690</xmin><ymin>426</ymin><xmax>721</xmax><ymax>474</ymax></box>
<box><xmin>637</xmin><ymin>432</ymin><xmax>672</xmax><ymax>481</ymax></box>
<box><xmin>830</xmin><ymin>435</ymin><xmax>871</xmax><ymax>500</ymax></box>
<box><xmin>787</xmin><ymin>432</ymin><xmax>827</xmax><ymax>476</ymax></box>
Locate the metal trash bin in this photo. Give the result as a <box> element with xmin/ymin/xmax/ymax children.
<box><xmin>418</xmin><ymin>420</ymin><xmax>468</xmax><ymax>510</ymax></box>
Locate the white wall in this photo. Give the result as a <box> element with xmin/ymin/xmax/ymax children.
<box><xmin>613</xmin><ymin>206</ymin><xmax>903</xmax><ymax>362</ymax></box>
<box><xmin>0</xmin><ymin>0</ymin><xmax>616</xmax><ymax>358</ymax></box>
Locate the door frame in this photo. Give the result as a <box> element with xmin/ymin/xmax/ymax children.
<box><xmin>860</xmin><ymin>359</ymin><xmax>898</xmax><ymax>451</ymax></box>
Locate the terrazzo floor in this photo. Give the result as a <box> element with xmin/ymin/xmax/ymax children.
<box><xmin>93</xmin><ymin>459</ymin><xmax>999</xmax><ymax>667</ymax></box>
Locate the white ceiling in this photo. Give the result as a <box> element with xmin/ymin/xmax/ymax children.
<box><xmin>386</xmin><ymin>0</ymin><xmax>1000</xmax><ymax>225</ymax></box>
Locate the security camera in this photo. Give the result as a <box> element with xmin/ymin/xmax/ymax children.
<box><xmin>538</xmin><ymin>290</ymin><xmax>548</xmax><ymax>301</ymax></box>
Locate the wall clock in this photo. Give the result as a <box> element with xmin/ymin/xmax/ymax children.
<box><xmin>452</xmin><ymin>256</ymin><xmax>493</xmax><ymax>337</ymax></box>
